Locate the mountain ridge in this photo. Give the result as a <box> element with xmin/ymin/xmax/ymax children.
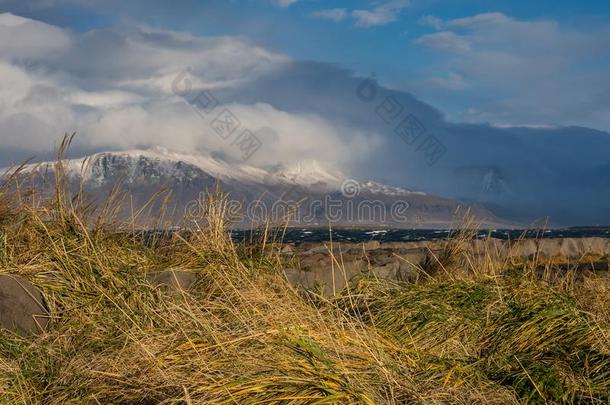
<box><xmin>5</xmin><ymin>149</ymin><xmax>511</xmax><ymax>229</ymax></box>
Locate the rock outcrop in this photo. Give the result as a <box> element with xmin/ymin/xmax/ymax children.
<box><xmin>284</xmin><ymin>237</ymin><xmax>610</xmax><ymax>294</ymax></box>
<box><xmin>0</xmin><ymin>275</ymin><xmax>48</xmax><ymax>336</ymax></box>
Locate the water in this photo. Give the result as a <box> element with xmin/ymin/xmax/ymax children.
<box><xmin>229</xmin><ymin>227</ymin><xmax>610</xmax><ymax>245</ymax></box>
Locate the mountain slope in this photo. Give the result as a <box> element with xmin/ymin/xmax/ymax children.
<box><xmin>11</xmin><ymin>149</ymin><xmax>507</xmax><ymax>229</ymax></box>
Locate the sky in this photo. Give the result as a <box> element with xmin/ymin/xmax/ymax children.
<box><xmin>2</xmin><ymin>0</ymin><xmax>610</xmax><ymax>130</ymax></box>
<box><xmin>0</xmin><ymin>0</ymin><xmax>610</xmax><ymax>225</ymax></box>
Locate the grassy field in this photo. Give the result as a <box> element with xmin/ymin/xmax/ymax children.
<box><xmin>0</xmin><ymin>147</ymin><xmax>608</xmax><ymax>403</ymax></box>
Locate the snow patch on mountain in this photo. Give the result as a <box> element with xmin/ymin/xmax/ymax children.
<box><xmin>265</xmin><ymin>160</ymin><xmax>345</xmax><ymax>189</ymax></box>
<box><xmin>359</xmin><ymin>181</ymin><xmax>424</xmax><ymax>196</ymax></box>
<box><xmin>5</xmin><ymin>148</ymin><xmax>426</xmax><ymax>197</ymax></box>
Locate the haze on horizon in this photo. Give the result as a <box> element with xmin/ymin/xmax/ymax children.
<box><xmin>0</xmin><ymin>0</ymin><xmax>609</xmax><ymax>226</ymax></box>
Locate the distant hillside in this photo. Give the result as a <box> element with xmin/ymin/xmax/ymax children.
<box><xmin>7</xmin><ymin>149</ymin><xmax>508</xmax><ymax>229</ymax></box>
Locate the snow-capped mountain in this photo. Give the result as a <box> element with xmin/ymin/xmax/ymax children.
<box><xmin>24</xmin><ymin>148</ymin><xmax>272</xmax><ymax>187</ymax></box>
<box><xmin>9</xmin><ymin>149</ymin><xmax>504</xmax><ymax>228</ymax></box>
<box><xmin>266</xmin><ymin>160</ymin><xmax>344</xmax><ymax>188</ymax></box>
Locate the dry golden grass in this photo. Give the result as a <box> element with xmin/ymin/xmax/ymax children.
<box><xmin>0</xmin><ymin>138</ymin><xmax>607</xmax><ymax>404</ymax></box>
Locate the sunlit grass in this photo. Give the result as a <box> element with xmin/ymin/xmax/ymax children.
<box><xmin>0</xmin><ymin>137</ymin><xmax>608</xmax><ymax>404</ymax></box>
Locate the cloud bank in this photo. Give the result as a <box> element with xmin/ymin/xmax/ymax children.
<box><xmin>415</xmin><ymin>13</ymin><xmax>610</xmax><ymax>131</ymax></box>
<box><xmin>0</xmin><ymin>13</ymin><xmax>379</xmax><ymax>171</ymax></box>
<box><xmin>352</xmin><ymin>0</ymin><xmax>411</xmax><ymax>28</ymax></box>
<box><xmin>311</xmin><ymin>0</ymin><xmax>411</xmax><ymax>27</ymax></box>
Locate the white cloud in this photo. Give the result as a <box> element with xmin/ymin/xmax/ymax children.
<box><xmin>415</xmin><ymin>13</ymin><xmax>610</xmax><ymax>130</ymax></box>
<box><xmin>270</xmin><ymin>0</ymin><xmax>298</xmax><ymax>8</ymax></box>
<box><xmin>352</xmin><ymin>0</ymin><xmax>410</xmax><ymax>28</ymax></box>
<box><xmin>0</xmin><ymin>12</ymin><xmax>71</xmax><ymax>59</ymax></box>
<box><xmin>416</xmin><ymin>31</ymin><xmax>471</xmax><ymax>52</ymax></box>
<box><xmin>311</xmin><ymin>8</ymin><xmax>347</xmax><ymax>22</ymax></box>
<box><xmin>0</xmin><ymin>13</ymin><xmax>379</xmax><ymax>171</ymax></box>
<box><xmin>445</xmin><ymin>12</ymin><xmax>511</xmax><ymax>29</ymax></box>
<box><xmin>417</xmin><ymin>15</ymin><xmax>443</xmax><ymax>30</ymax></box>
<box><xmin>67</xmin><ymin>90</ymin><xmax>146</xmax><ymax>108</ymax></box>
<box><xmin>424</xmin><ymin>72</ymin><xmax>467</xmax><ymax>90</ymax></box>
